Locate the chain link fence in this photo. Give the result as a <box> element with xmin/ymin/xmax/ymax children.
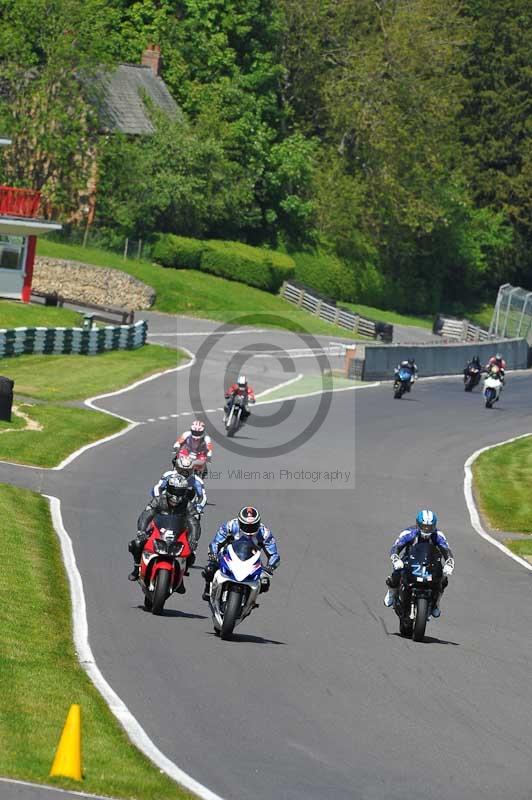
<box><xmin>489</xmin><ymin>284</ymin><xmax>532</xmax><ymax>343</ymax></box>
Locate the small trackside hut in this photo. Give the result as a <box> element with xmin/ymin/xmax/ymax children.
<box><xmin>0</xmin><ymin>138</ymin><xmax>61</xmax><ymax>302</ymax></box>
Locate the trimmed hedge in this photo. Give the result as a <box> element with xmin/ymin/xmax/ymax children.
<box><xmin>152</xmin><ymin>235</ymin><xmax>204</xmax><ymax>269</ymax></box>
<box><xmin>292</xmin><ymin>250</ymin><xmax>357</xmax><ymax>302</ymax></box>
<box><xmin>153</xmin><ymin>234</ymin><xmax>295</xmax><ymax>293</ymax></box>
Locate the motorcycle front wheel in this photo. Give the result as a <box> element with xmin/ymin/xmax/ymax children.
<box><xmin>412</xmin><ymin>597</ymin><xmax>429</xmax><ymax>642</ymax></box>
<box><xmin>152</xmin><ymin>569</ymin><xmax>171</xmax><ymax>615</ymax></box>
<box><xmin>226</xmin><ymin>411</ymin><xmax>240</xmax><ymax>438</ymax></box>
<box><xmin>221</xmin><ymin>589</ymin><xmax>241</xmax><ymax>640</ymax></box>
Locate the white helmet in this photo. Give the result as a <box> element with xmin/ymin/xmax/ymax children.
<box><xmin>237</xmin><ymin>375</ymin><xmax>247</xmax><ymax>387</ymax></box>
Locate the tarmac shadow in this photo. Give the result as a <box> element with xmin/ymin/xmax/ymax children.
<box><xmin>138</xmin><ymin>605</ymin><xmax>207</xmax><ymax>620</ymax></box>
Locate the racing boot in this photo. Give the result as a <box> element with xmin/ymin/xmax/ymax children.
<box><xmin>128</xmin><ymin>563</ymin><xmax>140</xmax><ymax>581</ymax></box>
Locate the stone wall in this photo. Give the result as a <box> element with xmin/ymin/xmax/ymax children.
<box><xmin>33</xmin><ymin>257</ymin><xmax>155</xmax><ymax>310</ymax></box>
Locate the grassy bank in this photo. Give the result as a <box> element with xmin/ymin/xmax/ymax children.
<box><xmin>342</xmin><ymin>302</ymin><xmax>433</xmax><ymax>330</ymax></box>
<box><xmin>4</xmin><ymin>345</ymin><xmax>181</xmax><ymax>402</ymax></box>
<box><xmin>0</xmin><ymin>345</ymin><xmax>186</xmax><ymax>466</ymax></box>
<box><xmin>37</xmin><ymin>240</ymin><xmax>364</xmax><ymax>339</ymax></box>
<box><xmin>0</xmin><ymin>484</ymin><xmax>192</xmax><ymax>799</ymax></box>
<box><xmin>0</xmin><ymin>298</ymin><xmax>82</xmax><ymax>328</ymax></box>
<box><xmin>473</xmin><ymin>435</ymin><xmax>532</xmax><ymax>556</ymax></box>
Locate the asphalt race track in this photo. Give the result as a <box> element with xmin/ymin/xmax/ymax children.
<box><xmin>1</xmin><ymin>319</ymin><xmax>532</xmax><ymax>800</ymax></box>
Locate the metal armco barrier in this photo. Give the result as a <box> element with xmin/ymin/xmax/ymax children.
<box><xmin>281</xmin><ymin>282</ymin><xmax>393</xmax><ymax>342</ymax></box>
<box><xmin>363</xmin><ymin>338</ymin><xmax>528</xmax><ymax>381</ymax></box>
<box><xmin>0</xmin><ymin>320</ymin><xmax>148</xmax><ymax>358</ymax></box>
<box><xmin>433</xmin><ymin>315</ymin><xmax>492</xmax><ymax>342</ymax></box>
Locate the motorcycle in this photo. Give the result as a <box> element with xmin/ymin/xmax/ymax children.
<box><xmin>207</xmin><ymin>537</ymin><xmax>267</xmax><ymax>640</ymax></box>
<box><xmin>225</xmin><ymin>395</ymin><xmax>246</xmax><ymax>437</ymax></box>
<box><xmin>392</xmin><ymin>540</ymin><xmax>443</xmax><ymax>642</ymax></box>
<box><xmin>393</xmin><ymin>367</ymin><xmax>413</xmax><ymax>399</ymax></box>
<box><xmin>138</xmin><ymin>512</ymin><xmax>192</xmax><ymax>615</ymax></box>
<box><xmin>483</xmin><ymin>373</ymin><xmax>503</xmax><ymax>408</ymax></box>
<box><xmin>464</xmin><ymin>365</ymin><xmax>481</xmax><ymax>392</ymax></box>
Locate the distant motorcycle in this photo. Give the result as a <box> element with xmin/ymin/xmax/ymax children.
<box><xmin>225</xmin><ymin>395</ymin><xmax>246</xmax><ymax>437</ymax></box>
<box><xmin>206</xmin><ymin>538</ymin><xmax>267</xmax><ymax>640</ymax></box>
<box><xmin>392</xmin><ymin>540</ymin><xmax>444</xmax><ymax>642</ymax></box>
<box><xmin>393</xmin><ymin>367</ymin><xmax>414</xmax><ymax>399</ymax></box>
<box><xmin>483</xmin><ymin>373</ymin><xmax>503</xmax><ymax>408</ymax></box>
<box><xmin>464</xmin><ymin>365</ymin><xmax>481</xmax><ymax>392</ymax></box>
<box><xmin>138</xmin><ymin>513</ymin><xmax>191</xmax><ymax>615</ymax></box>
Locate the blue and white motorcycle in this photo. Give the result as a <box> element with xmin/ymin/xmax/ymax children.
<box><xmin>207</xmin><ymin>538</ymin><xmax>267</xmax><ymax>639</ymax></box>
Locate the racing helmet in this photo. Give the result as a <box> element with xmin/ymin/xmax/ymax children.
<box><xmin>495</xmin><ymin>353</ymin><xmax>503</xmax><ymax>361</ymax></box>
<box><xmin>166</xmin><ymin>474</ymin><xmax>189</xmax><ymax>507</ymax></box>
<box><xmin>190</xmin><ymin>419</ymin><xmax>206</xmax><ymax>440</ymax></box>
<box><xmin>237</xmin><ymin>375</ymin><xmax>247</xmax><ymax>388</ymax></box>
<box><xmin>174</xmin><ymin>454</ymin><xmax>193</xmax><ymax>478</ymax></box>
<box><xmin>238</xmin><ymin>506</ymin><xmax>261</xmax><ymax>536</ymax></box>
<box><xmin>416</xmin><ymin>509</ymin><xmax>437</xmax><ymax>538</ymax></box>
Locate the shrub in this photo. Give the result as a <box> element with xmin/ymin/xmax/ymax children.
<box><xmin>292</xmin><ymin>251</ymin><xmax>357</xmax><ymax>302</ymax></box>
<box><xmin>152</xmin><ymin>234</ymin><xmax>204</xmax><ymax>269</ymax></box>
<box><xmin>153</xmin><ymin>234</ymin><xmax>295</xmax><ymax>293</ymax></box>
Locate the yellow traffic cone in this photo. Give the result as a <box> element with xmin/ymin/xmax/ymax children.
<box><xmin>49</xmin><ymin>704</ymin><xmax>82</xmax><ymax>781</ymax></box>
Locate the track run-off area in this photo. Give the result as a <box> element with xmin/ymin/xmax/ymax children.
<box><xmin>1</xmin><ymin>314</ymin><xmax>532</xmax><ymax>800</ymax></box>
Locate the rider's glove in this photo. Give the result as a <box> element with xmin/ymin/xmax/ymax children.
<box><xmin>207</xmin><ymin>552</ymin><xmax>218</xmax><ymax>563</ymax></box>
<box><xmin>443</xmin><ymin>558</ymin><xmax>455</xmax><ymax>576</ymax></box>
<box><xmin>391</xmin><ymin>554</ymin><xmax>404</xmax><ymax>570</ymax></box>
<box><xmin>262</xmin><ymin>565</ymin><xmax>274</xmax><ymax>576</ymax></box>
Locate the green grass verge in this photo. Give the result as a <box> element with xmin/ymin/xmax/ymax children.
<box><xmin>37</xmin><ymin>240</ymin><xmax>363</xmax><ymax>339</ymax></box>
<box><xmin>467</xmin><ymin>305</ymin><xmax>494</xmax><ymax>331</ymax></box>
<box><xmin>3</xmin><ymin>345</ymin><xmax>183</xmax><ymax>401</ymax></box>
<box><xmin>0</xmin><ymin>409</ymin><xmax>28</xmax><ymax>432</ymax></box>
<box><xmin>0</xmin><ymin>484</ymin><xmax>193</xmax><ymax>799</ymax></box>
<box><xmin>258</xmin><ymin>374</ymin><xmax>359</xmax><ymax>402</ymax></box>
<box><xmin>0</xmin><ymin>298</ymin><xmax>82</xmax><ymax>328</ymax></box>
<box><xmin>473</xmin><ymin>435</ymin><xmax>532</xmax><ymax>534</ymax></box>
<box><xmin>0</xmin><ymin>404</ymin><xmax>125</xmax><ymax>467</ymax></box>
<box><xmin>342</xmin><ymin>302</ymin><xmax>433</xmax><ymax>330</ymax></box>
<box><xmin>0</xmin><ymin>345</ymin><xmax>187</xmax><ymax>466</ymax></box>
<box><xmin>503</xmin><ymin>538</ymin><xmax>532</xmax><ymax>557</ymax></box>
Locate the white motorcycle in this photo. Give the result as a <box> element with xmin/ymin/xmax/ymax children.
<box><xmin>207</xmin><ymin>538</ymin><xmax>268</xmax><ymax>640</ymax></box>
<box><xmin>483</xmin><ymin>373</ymin><xmax>503</xmax><ymax>408</ymax></box>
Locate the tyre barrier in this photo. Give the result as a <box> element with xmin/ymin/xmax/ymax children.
<box><xmin>0</xmin><ymin>320</ymin><xmax>148</xmax><ymax>358</ymax></box>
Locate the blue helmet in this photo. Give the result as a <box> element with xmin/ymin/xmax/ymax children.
<box><xmin>416</xmin><ymin>509</ymin><xmax>437</xmax><ymax>538</ymax></box>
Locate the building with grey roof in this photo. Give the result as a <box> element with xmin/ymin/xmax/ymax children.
<box><xmin>94</xmin><ymin>45</ymin><xmax>182</xmax><ymax>135</ymax></box>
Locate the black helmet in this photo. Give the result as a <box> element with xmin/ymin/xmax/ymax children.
<box><xmin>238</xmin><ymin>506</ymin><xmax>261</xmax><ymax>535</ymax></box>
<box><xmin>166</xmin><ymin>474</ymin><xmax>189</xmax><ymax>507</ymax></box>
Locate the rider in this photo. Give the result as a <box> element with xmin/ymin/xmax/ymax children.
<box><xmin>153</xmin><ymin>454</ymin><xmax>207</xmax><ymax>515</ymax></box>
<box><xmin>383</xmin><ymin>509</ymin><xmax>455</xmax><ymax>618</ymax></box>
<box><xmin>173</xmin><ymin>419</ymin><xmax>213</xmax><ymax>474</ymax></box>
<box><xmin>224</xmin><ymin>375</ymin><xmax>256</xmax><ymax>423</ymax></box>
<box><xmin>486</xmin><ymin>352</ymin><xmax>506</xmax><ymax>382</ymax></box>
<box><xmin>152</xmin><ymin>455</ymin><xmax>206</xmax><ymax>554</ymax></box>
<box><xmin>464</xmin><ymin>354</ymin><xmax>482</xmax><ymax>376</ymax></box>
<box><xmin>201</xmin><ymin>506</ymin><xmax>280</xmax><ymax>601</ymax></box>
<box><xmin>394</xmin><ymin>358</ymin><xmax>418</xmax><ymax>390</ymax></box>
<box><xmin>128</xmin><ymin>474</ymin><xmax>200</xmax><ymax>586</ymax></box>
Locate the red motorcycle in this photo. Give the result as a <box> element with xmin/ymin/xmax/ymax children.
<box><xmin>177</xmin><ymin>447</ymin><xmax>209</xmax><ymax>479</ymax></box>
<box><xmin>139</xmin><ymin>513</ymin><xmax>192</xmax><ymax>615</ymax></box>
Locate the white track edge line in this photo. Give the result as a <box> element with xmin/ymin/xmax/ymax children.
<box><xmin>255</xmin><ymin>381</ymin><xmax>380</xmax><ymax>407</ymax></box>
<box><xmin>464</xmin><ymin>433</ymin><xmax>532</xmax><ymax>572</ymax></box>
<box><xmin>44</xmin><ymin>495</ymin><xmax>226</xmax><ymax>800</ymax></box>
<box><xmin>255</xmin><ymin>374</ymin><xmax>303</xmax><ymax>398</ymax></box>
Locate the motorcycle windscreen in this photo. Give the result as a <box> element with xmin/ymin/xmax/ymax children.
<box><xmin>404</xmin><ymin>540</ymin><xmax>442</xmax><ymax>583</ymax></box>
<box><xmin>221</xmin><ymin>538</ymin><xmax>262</xmax><ymax>581</ymax></box>
<box><xmin>152</xmin><ymin>512</ymin><xmax>187</xmax><ymax>537</ymax></box>
<box><xmin>398</xmin><ymin>368</ymin><xmax>412</xmax><ymax>380</ymax></box>
<box><xmin>231</xmin><ymin>538</ymin><xmax>260</xmax><ymax>560</ymax></box>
